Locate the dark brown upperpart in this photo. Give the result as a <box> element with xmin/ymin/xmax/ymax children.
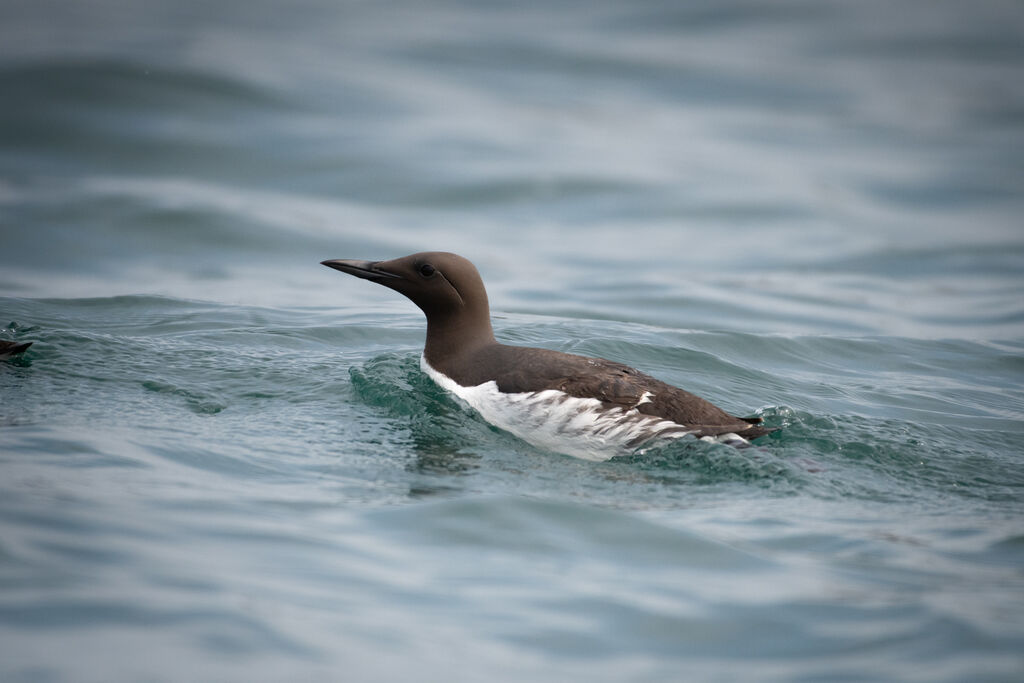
<box><xmin>323</xmin><ymin>251</ymin><xmax>773</xmax><ymax>440</ymax></box>
<box><xmin>434</xmin><ymin>342</ymin><xmax>771</xmax><ymax>438</ymax></box>
<box><xmin>0</xmin><ymin>340</ymin><xmax>32</xmax><ymax>359</ymax></box>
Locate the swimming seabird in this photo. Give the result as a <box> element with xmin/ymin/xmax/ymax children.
<box><xmin>323</xmin><ymin>252</ymin><xmax>773</xmax><ymax>460</ymax></box>
<box><xmin>0</xmin><ymin>340</ymin><xmax>32</xmax><ymax>361</ymax></box>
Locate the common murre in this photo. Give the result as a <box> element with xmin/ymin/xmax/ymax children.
<box><xmin>323</xmin><ymin>252</ymin><xmax>774</xmax><ymax>460</ymax></box>
<box><xmin>0</xmin><ymin>340</ymin><xmax>32</xmax><ymax>361</ymax></box>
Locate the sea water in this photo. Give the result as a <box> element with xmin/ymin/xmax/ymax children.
<box><xmin>1</xmin><ymin>0</ymin><xmax>1023</xmax><ymax>681</ymax></box>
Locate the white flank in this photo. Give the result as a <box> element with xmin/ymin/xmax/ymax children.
<box><xmin>421</xmin><ymin>355</ymin><xmax>706</xmax><ymax>461</ymax></box>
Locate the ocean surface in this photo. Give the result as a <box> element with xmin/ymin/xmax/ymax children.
<box><xmin>2</xmin><ymin>0</ymin><xmax>1024</xmax><ymax>680</ymax></box>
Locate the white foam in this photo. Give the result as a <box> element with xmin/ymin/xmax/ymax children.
<box><xmin>421</xmin><ymin>355</ymin><xmax>700</xmax><ymax>461</ymax></box>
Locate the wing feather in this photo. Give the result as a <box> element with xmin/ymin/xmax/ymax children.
<box><xmin>452</xmin><ymin>345</ymin><xmax>771</xmax><ymax>439</ymax></box>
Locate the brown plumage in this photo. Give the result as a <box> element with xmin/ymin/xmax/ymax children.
<box><xmin>440</xmin><ymin>344</ymin><xmax>771</xmax><ymax>439</ymax></box>
<box><xmin>0</xmin><ymin>340</ymin><xmax>32</xmax><ymax>361</ymax></box>
<box><xmin>322</xmin><ymin>251</ymin><xmax>774</xmax><ymax>443</ymax></box>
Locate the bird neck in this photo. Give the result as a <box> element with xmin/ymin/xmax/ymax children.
<box><xmin>423</xmin><ymin>308</ymin><xmax>496</xmax><ymax>369</ymax></box>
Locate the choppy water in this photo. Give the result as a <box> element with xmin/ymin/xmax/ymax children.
<box><xmin>2</xmin><ymin>0</ymin><xmax>1024</xmax><ymax>681</ymax></box>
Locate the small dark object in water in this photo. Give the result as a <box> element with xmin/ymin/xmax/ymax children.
<box><xmin>0</xmin><ymin>340</ymin><xmax>32</xmax><ymax>360</ymax></box>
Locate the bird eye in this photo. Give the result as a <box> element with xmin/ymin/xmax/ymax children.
<box><xmin>418</xmin><ymin>263</ymin><xmax>436</xmax><ymax>277</ymax></box>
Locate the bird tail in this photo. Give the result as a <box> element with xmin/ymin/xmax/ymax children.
<box><xmin>738</xmin><ymin>415</ymin><xmax>779</xmax><ymax>439</ymax></box>
<box><xmin>741</xmin><ymin>425</ymin><xmax>778</xmax><ymax>440</ymax></box>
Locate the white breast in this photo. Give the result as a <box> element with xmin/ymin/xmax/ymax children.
<box><xmin>420</xmin><ymin>355</ymin><xmax>718</xmax><ymax>461</ymax></box>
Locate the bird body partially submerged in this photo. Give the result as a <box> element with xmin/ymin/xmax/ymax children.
<box><xmin>0</xmin><ymin>340</ymin><xmax>32</xmax><ymax>361</ymax></box>
<box><xmin>323</xmin><ymin>251</ymin><xmax>774</xmax><ymax>459</ymax></box>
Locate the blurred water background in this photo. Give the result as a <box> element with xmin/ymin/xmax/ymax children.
<box><xmin>2</xmin><ymin>0</ymin><xmax>1023</xmax><ymax>681</ymax></box>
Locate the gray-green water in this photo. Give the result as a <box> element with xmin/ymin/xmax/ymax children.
<box><xmin>2</xmin><ymin>0</ymin><xmax>1024</xmax><ymax>681</ymax></box>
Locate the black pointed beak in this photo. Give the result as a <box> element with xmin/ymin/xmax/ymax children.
<box><xmin>321</xmin><ymin>259</ymin><xmax>403</xmax><ymax>281</ymax></box>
